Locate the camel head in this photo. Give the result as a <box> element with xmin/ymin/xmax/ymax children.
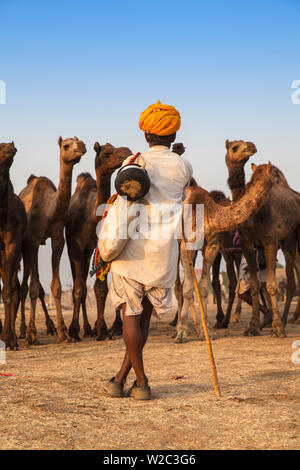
<box><xmin>250</xmin><ymin>161</ymin><xmax>271</xmax><ymax>181</ymax></box>
<box><xmin>0</xmin><ymin>142</ymin><xmax>17</xmax><ymax>167</ymax></box>
<box><xmin>94</xmin><ymin>142</ymin><xmax>132</xmax><ymax>175</ymax></box>
<box><xmin>58</xmin><ymin>136</ymin><xmax>87</xmax><ymax>165</ymax></box>
<box><xmin>225</xmin><ymin>139</ymin><xmax>257</xmax><ymax>167</ymax></box>
<box><xmin>252</xmin><ymin>162</ymin><xmax>289</xmax><ymax>187</ymax></box>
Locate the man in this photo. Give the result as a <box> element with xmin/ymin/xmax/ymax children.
<box><xmin>99</xmin><ymin>100</ymin><xmax>193</xmax><ymax>400</ymax></box>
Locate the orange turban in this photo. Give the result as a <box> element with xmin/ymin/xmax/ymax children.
<box><xmin>139</xmin><ymin>100</ymin><xmax>181</xmax><ymax>136</ymax></box>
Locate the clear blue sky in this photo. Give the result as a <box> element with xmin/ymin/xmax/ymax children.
<box><xmin>1</xmin><ymin>0</ymin><xmax>299</xmax><ymax>287</ymax></box>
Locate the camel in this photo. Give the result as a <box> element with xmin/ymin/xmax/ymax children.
<box><xmin>175</xmin><ymin>162</ymin><xmax>273</xmax><ymax>343</ymax></box>
<box><xmin>171</xmin><ymin>192</ymin><xmax>242</xmax><ymax>332</ymax></box>
<box><xmin>66</xmin><ymin>142</ymin><xmax>131</xmax><ymax>341</ymax></box>
<box><xmin>225</xmin><ymin>139</ymin><xmax>300</xmax><ymax>337</ymax></box>
<box><xmin>0</xmin><ymin>142</ymin><xmax>27</xmax><ymax>349</ymax></box>
<box><xmin>18</xmin><ymin>136</ymin><xmax>86</xmax><ymax>345</ymax></box>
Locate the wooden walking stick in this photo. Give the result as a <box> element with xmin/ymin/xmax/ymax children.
<box><xmin>182</xmin><ymin>238</ymin><xmax>221</xmax><ymax>398</ymax></box>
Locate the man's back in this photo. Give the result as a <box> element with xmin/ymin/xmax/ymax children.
<box><xmin>110</xmin><ymin>145</ymin><xmax>192</xmax><ymax>287</ymax></box>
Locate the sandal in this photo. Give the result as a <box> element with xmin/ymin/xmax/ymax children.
<box><xmin>128</xmin><ymin>379</ymin><xmax>152</xmax><ymax>400</ymax></box>
<box><xmin>103</xmin><ymin>377</ymin><xmax>125</xmax><ymax>398</ymax></box>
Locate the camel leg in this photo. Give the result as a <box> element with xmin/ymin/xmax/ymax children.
<box><xmin>199</xmin><ymin>242</ymin><xmax>219</xmax><ymax>332</ymax></box>
<box><xmin>19</xmin><ymin>248</ymin><xmax>30</xmax><ymax>338</ymax></box>
<box><xmin>12</xmin><ymin>275</ymin><xmax>21</xmax><ymax>332</ymax></box>
<box><xmin>291</xmin><ymin>300</ymin><xmax>300</xmax><ymax>323</ymax></box>
<box><xmin>81</xmin><ymin>297</ymin><xmax>94</xmax><ymax>337</ymax></box>
<box><xmin>260</xmin><ymin>283</ymin><xmax>273</xmax><ymax>328</ymax></box>
<box><xmin>292</xmin><ymin>298</ymin><xmax>300</xmax><ymax>324</ymax></box>
<box><xmin>93</xmin><ymin>277</ymin><xmax>109</xmax><ymax>341</ymax></box>
<box><xmin>108</xmin><ymin>308</ymin><xmax>123</xmax><ymax>337</ymax></box>
<box><xmin>68</xmin><ymin>256</ymin><xmax>85</xmax><ymax>341</ymax></box>
<box><xmin>242</xmin><ymin>247</ymin><xmax>261</xmax><ymax>336</ymax></box>
<box><xmin>230</xmin><ymin>255</ymin><xmax>242</xmax><ymax>323</ymax></box>
<box><xmin>221</xmin><ymin>253</ymin><xmax>238</xmax><ymax>328</ymax></box>
<box><xmin>1</xmin><ymin>244</ymin><xmax>21</xmax><ymax>350</ymax></box>
<box><xmin>175</xmin><ymin>245</ymin><xmax>195</xmax><ymax>343</ymax></box>
<box><xmin>212</xmin><ymin>252</ymin><xmax>225</xmax><ymax>328</ymax></box>
<box><xmin>51</xmin><ymin>235</ymin><xmax>71</xmax><ymax>343</ymax></box>
<box><xmin>26</xmin><ymin>245</ymin><xmax>41</xmax><ymax>345</ymax></box>
<box><xmin>289</xmin><ymin>252</ymin><xmax>300</xmax><ymax>323</ymax></box>
<box><xmin>39</xmin><ymin>283</ymin><xmax>57</xmax><ymax>335</ymax></box>
<box><xmin>81</xmin><ymin>255</ymin><xmax>93</xmax><ymax>337</ymax></box>
<box><xmin>66</xmin><ymin>248</ymin><xmax>81</xmax><ymax>340</ymax></box>
<box><xmin>170</xmin><ymin>260</ymin><xmax>182</xmax><ymax>327</ymax></box>
<box><xmin>0</xmin><ymin>281</ymin><xmax>2</xmax><ymax>334</ymax></box>
<box><xmin>264</xmin><ymin>245</ymin><xmax>285</xmax><ymax>337</ymax></box>
<box><xmin>280</xmin><ymin>237</ymin><xmax>296</xmax><ymax>326</ymax></box>
<box><xmin>5</xmin><ymin>275</ymin><xmax>19</xmax><ymax>350</ymax></box>
<box><xmin>230</xmin><ymin>296</ymin><xmax>242</xmax><ymax>323</ymax></box>
<box><xmin>19</xmin><ymin>276</ymin><xmax>28</xmax><ymax>339</ymax></box>
<box><xmin>170</xmin><ymin>311</ymin><xmax>178</xmax><ymax>327</ymax></box>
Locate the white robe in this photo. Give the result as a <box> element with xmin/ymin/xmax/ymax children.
<box><xmin>98</xmin><ymin>145</ymin><xmax>193</xmax><ymax>288</ymax></box>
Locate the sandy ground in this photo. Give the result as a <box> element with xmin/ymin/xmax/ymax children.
<box><xmin>0</xmin><ymin>294</ymin><xmax>300</xmax><ymax>450</ymax></box>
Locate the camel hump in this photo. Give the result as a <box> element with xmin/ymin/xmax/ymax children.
<box><xmin>73</xmin><ymin>173</ymin><xmax>97</xmax><ymax>205</ymax></box>
<box><xmin>270</xmin><ymin>165</ymin><xmax>289</xmax><ymax>186</ymax></box>
<box><xmin>33</xmin><ymin>176</ymin><xmax>57</xmax><ymax>193</ymax></box>
<box><xmin>210</xmin><ymin>190</ymin><xmax>231</xmax><ymax>206</ymax></box>
<box><xmin>76</xmin><ymin>172</ymin><xmax>96</xmax><ymax>193</ymax></box>
<box><xmin>76</xmin><ymin>172</ymin><xmax>94</xmax><ymax>182</ymax></box>
<box><xmin>210</xmin><ymin>190</ymin><xmax>226</xmax><ymax>202</ymax></box>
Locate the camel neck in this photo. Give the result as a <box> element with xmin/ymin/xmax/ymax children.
<box><xmin>94</xmin><ymin>171</ymin><xmax>111</xmax><ymax>222</ymax></box>
<box><xmin>0</xmin><ymin>164</ymin><xmax>10</xmax><ymax>190</ymax></box>
<box><xmin>54</xmin><ymin>160</ymin><xmax>74</xmax><ymax>217</ymax></box>
<box><xmin>0</xmin><ymin>163</ymin><xmax>11</xmax><ymax>225</ymax></box>
<box><xmin>227</xmin><ymin>164</ymin><xmax>246</xmax><ymax>201</ymax></box>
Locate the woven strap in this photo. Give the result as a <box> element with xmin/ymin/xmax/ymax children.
<box><xmin>90</xmin><ymin>153</ymin><xmax>141</xmax><ymax>281</ymax></box>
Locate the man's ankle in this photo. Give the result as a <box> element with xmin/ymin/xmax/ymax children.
<box><xmin>136</xmin><ymin>376</ymin><xmax>148</xmax><ymax>387</ymax></box>
<box><xmin>114</xmin><ymin>375</ymin><xmax>126</xmax><ymax>385</ymax></box>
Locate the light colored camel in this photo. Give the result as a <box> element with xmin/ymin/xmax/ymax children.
<box><xmin>19</xmin><ymin>136</ymin><xmax>86</xmax><ymax>345</ymax></box>
<box><xmin>204</xmin><ymin>191</ymin><xmax>242</xmax><ymax>329</ymax></box>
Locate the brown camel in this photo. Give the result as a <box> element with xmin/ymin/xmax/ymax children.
<box><xmin>0</xmin><ymin>142</ymin><xmax>27</xmax><ymax>349</ymax></box>
<box><xmin>19</xmin><ymin>136</ymin><xmax>86</xmax><ymax>345</ymax></box>
<box><xmin>225</xmin><ymin>139</ymin><xmax>300</xmax><ymax>336</ymax></box>
<box><xmin>175</xmin><ymin>162</ymin><xmax>273</xmax><ymax>343</ymax></box>
<box><xmin>66</xmin><ymin>142</ymin><xmax>131</xmax><ymax>341</ymax></box>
